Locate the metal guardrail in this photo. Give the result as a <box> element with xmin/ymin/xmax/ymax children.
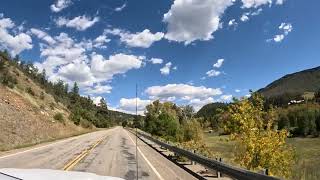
<box><xmin>134</xmin><ymin>130</ymin><xmax>280</xmax><ymax>180</ymax></box>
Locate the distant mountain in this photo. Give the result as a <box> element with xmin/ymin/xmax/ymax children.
<box><xmin>258</xmin><ymin>66</ymin><xmax>320</xmax><ymax>98</ymax></box>
<box><xmin>196</xmin><ymin>102</ymin><xmax>227</xmax><ymax>118</ymax></box>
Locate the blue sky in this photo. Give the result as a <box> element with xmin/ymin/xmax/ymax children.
<box><xmin>0</xmin><ymin>0</ymin><xmax>319</xmax><ymax>114</ymax></box>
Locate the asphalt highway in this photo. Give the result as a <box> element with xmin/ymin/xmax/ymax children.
<box><xmin>0</xmin><ymin>127</ymin><xmax>196</xmax><ymax>180</ymax></box>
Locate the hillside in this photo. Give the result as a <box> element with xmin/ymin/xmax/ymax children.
<box><xmin>258</xmin><ymin>66</ymin><xmax>320</xmax><ymax>98</ymax></box>
<box><xmin>0</xmin><ymin>52</ymin><xmax>134</xmax><ymax>151</ymax></box>
<box><xmin>0</xmin><ymin>60</ymin><xmax>89</xmax><ymax>151</ymax></box>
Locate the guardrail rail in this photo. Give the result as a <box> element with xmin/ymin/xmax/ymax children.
<box><xmin>131</xmin><ymin>129</ymin><xmax>280</xmax><ymax>180</ymax></box>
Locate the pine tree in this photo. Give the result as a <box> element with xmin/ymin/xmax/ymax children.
<box><xmin>99</xmin><ymin>98</ymin><xmax>108</xmax><ymax>110</ymax></box>
<box><xmin>72</xmin><ymin>82</ymin><xmax>79</xmax><ymax>95</ymax></box>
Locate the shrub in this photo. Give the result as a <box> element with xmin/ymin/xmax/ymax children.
<box><xmin>1</xmin><ymin>72</ymin><xmax>17</xmax><ymax>88</ymax></box>
<box><xmin>80</xmin><ymin>119</ymin><xmax>93</xmax><ymax>128</ymax></box>
<box><xmin>40</xmin><ymin>92</ymin><xmax>45</xmax><ymax>100</ymax></box>
<box><xmin>54</xmin><ymin>113</ymin><xmax>64</xmax><ymax>123</ymax></box>
<box><xmin>26</xmin><ymin>87</ymin><xmax>35</xmax><ymax>96</ymax></box>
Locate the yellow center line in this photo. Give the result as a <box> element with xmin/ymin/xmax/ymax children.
<box><xmin>62</xmin><ymin>136</ymin><xmax>106</xmax><ymax>171</ymax></box>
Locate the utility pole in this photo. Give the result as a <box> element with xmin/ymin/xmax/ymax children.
<box><xmin>135</xmin><ymin>83</ymin><xmax>138</xmax><ymax>180</ymax></box>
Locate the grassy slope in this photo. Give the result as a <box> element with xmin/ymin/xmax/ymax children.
<box><xmin>204</xmin><ymin>133</ymin><xmax>320</xmax><ymax>180</ymax></box>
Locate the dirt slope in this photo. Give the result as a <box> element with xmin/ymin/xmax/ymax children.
<box><xmin>0</xmin><ymin>67</ymin><xmax>90</xmax><ymax>151</ymax></box>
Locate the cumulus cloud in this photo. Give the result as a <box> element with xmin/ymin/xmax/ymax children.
<box><xmin>0</xmin><ymin>16</ymin><xmax>33</xmax><ymax>56</ymax></box>
<box><xmin>115</xmin><ymin>3</ymin><xmax>127</xmax><ymax>12</ymax></box>
<box><xmin>163</xmin><ymin>0</ymin><xmax>233</xmax><ymax>45</ymax></box>
<box><xmin>213</xmin><ymin>58</ymin><xmax>224</xmax><ymax>68</ymax></box>
<box><xmin>203</xmin><ymin>58</ymin><xmax>224</xmax><ymax>78</ymax></box>
<box><xmin>240</xmin><ymin>14</ymin><xmax>249</xmax><ymax>22</ymax></box>
<box><xmin>32</xmin><ymin>30</ymin><xmax>144</xmax><ymax>94</ymax></box>
<box><xmin>84</xmin><ymin>84</ymin><xmax>112</xmax><ymax>95</ymax></box>
<box><xmin>241</xmin><ymin>0</ymin><xmax>285</xmax><ymax>8</ymax></box>
<box><xmin>268</xmin><ymin>22</ymin><xmax>293</xmax><ymax>43</ymax></box>
<box><xmin>235</xmin><ymin>89</ymin><xmax>241</xmax><ymax>93</ymax></box>
<box><xmin>145</xmin><ymin>84</ymin><xmax>222</xmax><ymax>101</ymax></box>
<box><xmin>206</xmin><ymin>69</ymin><xmax>221</xmax><ymax>77</ymax></box>
<box><xmin>106</xmin><ymin>28</ymin><xmax>164</xmax><ymax>48</ymax></box>
<box><xmin>30</xmin><ymin>28</ymin><xmax>56</xmax><ymax>45</ymax></box>
<box><xmin>90</xmin><ymin>53</ymin><xmax>144</xmax><ymax>82</ymax></box>
<box><xmin>228</xmin><ymin>19</ymin><xmax>238</xmax><ymax>27</ymax></box>
<box><xmin>51</xmin><ymin>0</ymin><xmax>72</xmax><ymax>12</ymax></box>
<box><xmin>118</xmin><ymin>98</ymin><xmax>151</xmax><ymax>115</ymax></box>
<box><xmin>160</xmin><ymin>62</ymin><xmax>175</xmax><ymax>75</ymax></box>
<box><xmin>149</xmin><ymin>58</ymin><xmax>163</xmax><ymax>64</ymax></box>
<box><xmin>55</xmin><ymin>15</ymin><xmax>99</xmax><ymax>31</ymax></box>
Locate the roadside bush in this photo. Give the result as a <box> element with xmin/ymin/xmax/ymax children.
<box><xmin>1</xmin><ymin>72</ymin><xmax>17</xmax><ymax>88</ymax></box>
<box><xmin>54</xmin><ymin>113</ymin><xmax>64</xmax><ymax>123</ymax></box>
<box><xmin>40</xmin><ymin>92</ymin><xmax>45</xmax><ymax>100</ymax></box>
<box><xmin>26</xmin><ymin>87</ymin><xmax>35</xmax><ymax>96</ymax></box>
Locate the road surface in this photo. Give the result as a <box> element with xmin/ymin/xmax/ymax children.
<box><xmin>0</xmin><ymin>127</ymin><xmax>196</xmax><ymax>180</ymax></box>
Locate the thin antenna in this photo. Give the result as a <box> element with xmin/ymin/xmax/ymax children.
<box><xmin>135</xmin><ymin>83</ymin><xmax>138</xmax><ymax>180</ymax></box>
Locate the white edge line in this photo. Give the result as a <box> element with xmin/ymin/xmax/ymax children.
<box><xmin>125</xmin><ymin>130</ymin><xmax>164</xmax><ymax>180</ymax></box>
<box><xmin>0</xmin><ymin>131</ymin><xmax>103</xmax><ymax>160</ymax></box>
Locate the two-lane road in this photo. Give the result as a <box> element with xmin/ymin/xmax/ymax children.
<box><xmin>0</xmin><ymin>127</ymin><xmax>196</xmax><ymax>180</ymax></box>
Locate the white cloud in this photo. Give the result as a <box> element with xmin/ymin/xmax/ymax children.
<box><xmin>84</xmin><ymin>84</ymin><xmax>112</xmax><ymax>95</ymax></box>
<box><xmin>228</xmin><ymin>19</ymin><xmax>238</xmax><ymax>27</ymax></box>
<box><xmin>0</xmin><ymin>16</ymin><xmax>33</xmax><ymax>56</ymax></box>
<box><xmin>268</xmin><ymin>22</ymin><xmax>293</xmax><ymax>43</ymax></box>
<box><xmin>90</xmin><ymin>53</ymin><xmax>144</xmax><ymax>82</ymax></box>
<box><xmin>92</xmin><ymin>96</ymin><xmax>103</xmax><ymax>105</ymax></box>
<box><xmin>30</xmin><ymin>28</ymin><xmax>56</xmax><ymax>45</ymax></box>
<box><xmin>55</xmin><ymin>16</ymin><xmax>99</xmax><ymax>31</ymax></box>
<box><xmin>118</xmin><ymin>98</ymin><xmax>151</xmax><ymax>115</ymax></box>
<box><xmin>115</xmin><ymin>3</ymin><xmax>127</xmax><ymax>12</ymax></box>
<box><xmin>163</xmin><ymin>0</ymin><xmax>233</xmax><ymax>45</ymax></box>
<box><xmin>106</xmin><ymin>28</ymin><xmax>164</xmax><ymax>48</ymax></box>
<box><xmin>51</xmin><ymin>0</ymin><xmax>72</xmax><ymax>12</ymax></box>
<box><xmin>57</xmin><ymin>61</ymin><xmax>95</xmax><ymax>85</ymax></box>
<box><xmin>235</xmin><ymin>89</ymin><xmax>241</xmax><ymax>93</ymax></box>
<box><xmin>149</xmin><ymin>58</ymin><xmax>163</xmax><ymax>64</ymax></box>
<box><xmin>240</xmin><ymin>14</ymin><xmax>249</xmax><ymax>22</ymax></box>
<box><xmin>213</xmin><ymin>58</ymin><xmax>224</xmax><ymax>68</ymax></box>
<box><xmin>273</xmin><ymin>34</ymin><xmax>284</xmax><ymax>42</ymax></box>
<box><xmin>241</xmin><ymin>0</ymin><xmax>286</xmax><ymax>8</ymax></box>
<box><xmin>206</xmin><ymin>69</ymin><xmax>221</xmax><ymax>77</ymax></box>
<box><xmin>145</xmin><ymin>84</ymin><xmax>222</xmax><ymax>101</ymax></box>
<box><xmin>32</xmin><ymin>30</ymin><xmax>144</xmax><ymax>93</ymax></box>
<box><xmin>160</xmin><ymin>62</ymin><xmax>173</xmax><ymax>75</ymax></box>
<box><xmin>241</xmin><ymin>0</ymin><xmax>272</xmax><ymax>8</ymax></box>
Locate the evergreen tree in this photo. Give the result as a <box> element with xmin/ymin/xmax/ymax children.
<box><xmin>72</xmin><ymin>82</ymin><xmax>79</xmax><ymax>95</ymax></box>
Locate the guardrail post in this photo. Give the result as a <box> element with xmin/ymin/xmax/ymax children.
<box><xmin>217</xmin><ymin>157</ymin><xmax>222</xmax><ymax>178</ymax></box>
<box><xmin>192</xmin><ymin>150</ymin><xmax>197</xmax><ymax>165</ymax></box>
